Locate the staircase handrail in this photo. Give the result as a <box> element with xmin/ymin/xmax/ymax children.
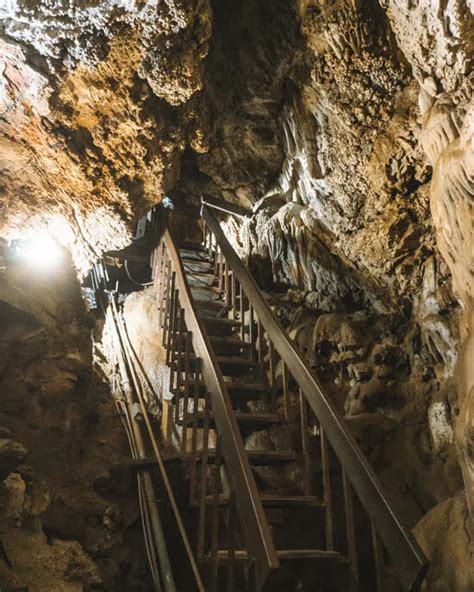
<box><xmin>201</xmin><ymin>204</ymin><xmax>429</xmax><ymax>591</ymax></box>
<box><xmin>159</xmin><ymin>221</ymin><xmax>279</xmax><ymax>589</ymax></box>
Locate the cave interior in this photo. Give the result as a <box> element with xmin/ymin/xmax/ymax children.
<box><xmin>0</xmin><ymin>1</ymin><xmax>472</xmax><ymax>591</ymax></box>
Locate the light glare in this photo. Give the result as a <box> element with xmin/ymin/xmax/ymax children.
<box><xmin>17</xmin><ymin>231</ymin><xmax>64</xmax><ymax>269</ymax></box>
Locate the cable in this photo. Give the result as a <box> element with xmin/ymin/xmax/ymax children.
<box><xmin>124</xmin><ymin>259</ymin><xmax>153</xmax><ymax>287</ymax></box>
<box><xmin>111</xmin><ymin>298</ymin><xmax>205</xmax><ymax>592</ymax></box>
<box><xmin>113</xmin><ymin>364</ymin><xmax>162</xmax><ymax>590</ymax></box>
<box><xmin>98</xmin><ymin>250</ymin><xmax>203</xmax><ymax>591</ymax></box>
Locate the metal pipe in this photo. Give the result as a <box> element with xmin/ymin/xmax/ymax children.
<box><xmin>112</xmin><ymin>299</ymin><xmax>205</xmax><ymax>592</ymax></box>
<box><xmin>116</xmin><ymin>397</ymin><xmax>161</xmax><ymax>589</ymax></box>
<box><xmin>113</xmin><ymin>306</ymin><xmax>177</xmax><ymax>592</ymax></box>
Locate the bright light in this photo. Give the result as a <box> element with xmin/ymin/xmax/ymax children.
<box><xmin>9</xmin><ymin>215</ymin><xmax>74</xmax><ymax>270</ymax></box>
<box><xmin>48</xmin><ymin>215</ymin><xmax>75</xmax><ymax>246</ymax></box>
<box><xmin>16</xmin><ymin>231</ymin><xmax>64</xmax><ymax>269</ymax></box>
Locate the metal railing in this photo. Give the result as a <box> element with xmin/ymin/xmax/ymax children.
<box><xmin>152</xmin><ymin>219</ymin><xmax>279</xmax><ymax>590</ymax></box>
<box><xmin>201</xmin><ymin>203</ymin><xmax>429</xmax><ymax>591</ymax></box>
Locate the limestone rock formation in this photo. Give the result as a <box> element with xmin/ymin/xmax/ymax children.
<box><xmin>414</xmin><ymin>492</ymin><xmax>474</xmax><ymax>592</ymax></box>
<box><xmin>382</xmin><ymin>0</ymin><xmax>473</xmax><ymax>527</ymax></box>
<box><xmin>0</xmin><ymin>0</ymin><xmax>472</xmax><ymax>589</ymax></box>
<box><xmin>0</xmin><ymin>244</ymin><xmax>151</xmax><ymax>590</ymax></box>
<box><xmin>0</xmin><ymin>1</ymin><xmax>212</xmax><ymax>272</ymax></box>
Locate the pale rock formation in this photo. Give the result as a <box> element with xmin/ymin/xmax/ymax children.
<box><xmin>382</xmin><ymin>0</ymin><xmax>474</xmax><ymax>555</ymax></box>
<box><xmin>0</xmin><ymin>0</ymin><xmax>472</xmax><ymax>588</ymax></box>
<box><xmin>414</xmin><ymin>492</ymin><xmax>474</xmax><ymax>592</ymax></box>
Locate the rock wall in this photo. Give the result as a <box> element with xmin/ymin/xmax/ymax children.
<box><xmin>382</xmin><ymin>0</ymin><xmax>474</xmax><ymax>524</ymax></box>
<box><xmin>0</xmin><ymin>0</ymin><xmax>472</xmax><ymax>590</ymax></box>
<box><xmin>381</xmin><ymin>4</ymin><xmax>473</xmax><ymax>586</ymax></box>
<box><xmin>0</xmin><ymin>245</ymin><xmax>151</xmax><ymax>590</ymax></box>
<box><xmin>0</xmin><ymin>1</ymin><xmax>212</xmax><ymax>272</ymax></box>
<box><xmin>200</xmin><ymin>1</ymin><xmax>473</xmax><ymax>588</ymax></box>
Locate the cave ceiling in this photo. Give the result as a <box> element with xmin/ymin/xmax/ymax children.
<box><xmin>0</xmin><ymin>2</ymin><xmax>473</xmax><ymax>589</ymax></box>
<box><xmin>0</xmin><ymin>0</ymin><xmax>470</xmax><ymax>308</ymax></box>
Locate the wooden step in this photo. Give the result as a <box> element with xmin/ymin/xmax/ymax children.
<box><xmin>184</xmin><ymin>270</ymin><xmax>215</xmax><ymax>281</ymax></box>
<box><xmin>194</xmin><ymin>300</ymin><xmax>231</xmax><ymax>317</ymax></box>
<box><xmin>183</xmin><ymin>261</ymin><xmax>214</xmax><ymax>274</ymax></box>
<box><xmin>209</xmin><ymin>335</ymin><xmax>251</xmax><ymax>349</ymax></box>
<box><xmin>216</xmin><ymin>355</ymin><xmax>257</xmax><ymax>369</ymax></box>
<box><xmin>190</xmin><ymin>285</ymin><xmax>221</xmax><ymax>299</ymax></box>
<box><xmin>209</xmin><ymin>335</ymin><xmax>252</xmax><ymax>355</ymax></box>
<box><xmin>206</xmin><ymin>493</ymin><xmax>324</xmax><ymax>508</ymax></box>
<box><xmin>186</xmin><ymin>273</ymin><xmax>216</xmax><ymax>288</ymax></box>
<box><xmin>201</xmin><ymin>315</ymin><xmax>241</xmax><ymax>327</ymax></box>
<box><xmin>178</xmin><ymin>241</ymin><xmax>208</xmax><ymax>254</ymax></box>
<box><xmin>177</xmin><ymin>410</ymin><xmax>280</xmax><ymax>428</ymax></box>
<box><xmin>136</xmin><ymin>449</ymin><xmax>299</xmax><ymax>468</ymax></box>
<box><xmin>245</xmin><ymin>450</ymin><xmax>297</xmax><ymax>464</ymax></box>
<box><xmin>211</xmin><ymin>548</ymin><xmax>347</xmax><ymax>563</ymax></box>
<box><xmin>172</xmin><ymin>380</ymin><xmax>271</xmax><ymax>401</ymax></box>
<box><xmin>194</xmin><ymin>297</ymin><xmax>227</xmax><ymax>308</ymax></box>
<box><xmin>229</xmin><ymin>381</ymin><xmax>271</xmax><ymax>399</ymax></box>
<box><xmin>173</xmin><ymin>355</ymin><xmax>258</xmax><ymax>376</ymax></box>
<box><xmin>194</xmin><ymin>291</ymin><xmax>241</xmax><ymax>304</ymax></box>
<box><xmin>179</xmin><ymin>248</ymin><xmax>211</xmax><ymax>263</ymax></box>
<box><xmin>200</xmin><ymin>315</ymin><xmax>242</xmax><ymax>336</ymax></box>
<box><xmin>171</xmin><ymin>333</ymin><xmax>249</xmax><ymax>354</ymax></box>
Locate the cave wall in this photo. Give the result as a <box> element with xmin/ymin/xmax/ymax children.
<box><xmin>0</xmin><ymin>1</ymin><xmax>473</xmax><ymax>590</ymax></box>
<box><xmin>198</xmin><ymin>1</ymin><xmax>473</xmax><ymax>588</ymax></box>
<box><xmin>382</xmin><ymin>0</ymin><xmax>473</xmax><ymax>524</ymax></box>
<box><xmin>0</xmin><ymin>245</ymin><xmax>151</xmax><ymax>590</ymax></box>
<box><xmin>0</xmin><ymin>1</ymin><xmax>212</xmax><ymax>272</ymax></box>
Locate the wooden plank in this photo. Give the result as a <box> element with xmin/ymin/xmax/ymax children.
<box><xmin>177</xmin><ymin>410</ymin><xmax>280</xmax><ymax>428</ymax></box>
<box><xmin>320</xmin><ymin>428</ymin><xmax>334</xmax><ymax>551</ymax></box>
<box><xmin>133</xmin><ymin>449</ymin><xmax>298</xmax><ymax>466</ymax></box>
<box><xmin>213</xmin><ymin>549</ymin><xmax>348</xmax><ymax>562</ymax></box>
<box><xmin>343</xmin><ymin>470</ymin><xmax>359</xmax><ymax>591</ymax></box>
<box><xmin>206</xmin><ymin>494</ymin><xmax>325</xmax><ymax>508</ymax></box>
<box><xmin>372</xmin><ymin>521</ymin><xmax>385</xmax><ymax>592</ymax></box>
<box><xmin>198</xmin><ymin>391</ymin><xmax>211</xmax><ymax>560</ymax></box>
<box><xmin>161</xmin><ymin>399</ymin><xmax>172</xmax><ymax>448</ymax></box>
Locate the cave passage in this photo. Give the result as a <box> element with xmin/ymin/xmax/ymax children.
<box><xmin>0</xmin><ymin>1</ymin><xmax>472</xmax><ymax>591</ymax></box>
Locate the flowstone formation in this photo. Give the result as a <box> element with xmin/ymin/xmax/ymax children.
<box><xmin>0</xmin><ymin>1</ymin><xmax>211</xmax><ymax>272</ymax></box>
<box><xmin>0</xmin><ymin>0</ymin><xmax>472</xmax><ymax>590</ymax></box>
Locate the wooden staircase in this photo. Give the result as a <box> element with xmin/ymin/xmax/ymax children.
<box><xmin>145</xmin><ymin>207</ymin><xmax>428</xmax><ymax>591</ymax></box>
